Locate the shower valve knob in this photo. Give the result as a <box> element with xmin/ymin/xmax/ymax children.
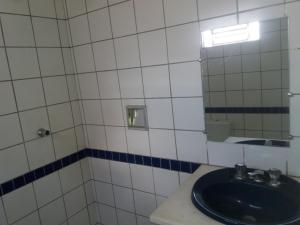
<box><xmin>37</xmin><ymin>128</ymin><xmax>50</xmax><ymax>137</ymax></box>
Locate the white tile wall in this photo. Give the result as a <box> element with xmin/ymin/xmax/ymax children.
<box><xmin>1</xmin><ymin>1</ymin><xmax>299</xmax><ymax>225</ymax></box>
<box><xmin>66</xmin><ymin>0</ymin><xmax>300</xmax><ymax>223</ymax></box>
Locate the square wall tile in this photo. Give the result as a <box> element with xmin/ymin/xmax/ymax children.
<box><xmin>13</xmin><ymin>78</ymin><xmax>45</xmax><ymax>110</ymax></box>
<box><xmin>7</xmin><ymin>48</ymin><xmax>40</xmax><ymax>79</ymax></box>
<box><xmin>0</xmin><ymin>48</ymin><xmax>10</xmax><ymax>81</ymax></box>
<box><xmin>110</xmin><ymin>161</ymin><xmax>132</xmax><ymax>188</ymax></box>
<box><xmin>92</xmin><ymin>158</ymin><xmax>111</xmax><ymax>182</ymax></box>
<box><xmin>25</xmin><ymin>137</ymin><xmax>55</xmax><ymax>170</ymax></box>
<box><xmin>208</xmin><ymin>142</ymin><xmax>244</xmax><ymax>167</ymax></box>
<box><xmin>13</xmin><ymin>212</ymin><xmax>39</xmax><ymax>225</ymax></box>
<box><xmin>64</xmin><ymin>186</ymin><xmax>86</xmax><ymax>217</ymax></box>
<box><xmin>29</xmin><ymin>0</ymin><xmax>56</xmax><ymax>18</ymax></box>
<box><xmin>242</xmin><ymin>54</ymin><xmax>260</xmax><ymax>72</ymax></box>
<box><xmin>127</xmin><ymin>129</ymin><xmax>150</xmax><ymax>156</ymax></box>
<box><xmin>119</xmin><ymin>68</ymin><xmax>144</xmax><ymax>98</ymax></box>
<box><xmin>0</xmin><ymin>114</ymin><xmax>22</xmax><ymax>149</ymax></box>
<box><xmin>69</xmin><ymin>14</ymin><xmax>90</xmax><ymax>46</ymax></box>
<box><xmin>133</xmin><ymin>190</ymin><xmax>156</xmax><ymax>217</ymax></box>
<box><xmin>53</xmin><ymin>129</ymin><xmax>77</xmax><ymax>159</ymax></box>
<box><xmin>105</xmin><ymin>126</ymin><xmax>127</xmax><ymax>152</ymax></box>
<box><xmin>39</xmin><ymin>198</ymin><xmax>66</xmax><ymax>225</ymax></box>
<box><xmin>102</xmin><ymin>99</ymin><xmax>124</xmax><ymax>126</ymax></box>
<box><xmin>163</xmin><ymin>0</ymin><xmax>198</xmax><ymax>26</ymax></box>
<box><xmin>66</xmin><ymin>0</ymin><xmax>86</xmax><ymax>18</ymax></box>
<box><xmin>32</xmin><ymin>18</ymin><xmax>60</xmax><ymax>47</ymax></box>
<box><xmin>117</xmin><ymin>210</ymin><xmax>136</xmax><ymax>225</ymax></box>
<box><xmin>68</xmin><ymin>208</ymin><xmax>90</xmax><ymax>225</ymax></box>
<box><xmin>113</xmin><ymin>186</ymin><xmax>135</xmax><ymax>212</ymax></box>
<box><xmin>114</xmin><ymin>35</ymin><xmax>140</xmax><ymax>69</ymax></box>
<box><xmin>153</xmin><ymin>168</ymin><xmax>179</xmax><ymax>197</ymax></box>
<box><xmin>98</xmin><ymin>204</ymin><xmax>118</xmax><ymax>225</ymax></box>
<box><xmin>0</xmin><ymin>82</ymin><xmax>17</xmax><ymax>116</ymax></box>
<box><xmin>207</xmin><ymin>58</ymin><xmax>224</xmax><ymax>75</ymax></box>
<box><xmin>146</xmin><ymin>98</ymin><xmax>174</xmax><ymax>129</ymax></box>
<box><xmin>198</xmin><ymin>0</ymin><xmax>236</xmax><ymax>20</ymax></box>
<box><xmin>43</xmin><ymin>76</ymin><xmax>69</xmax><ymax>105</ymax></box>
<box><xmin>98</xmin><ymin>71</ymin><xmax>121</xmax><ymax>99</ymax></box>
<box><xmin>34</xmin><ymin>172</ymin><xmax>62</xmax><ymax>207</ymax></box>
<box><xmin>59</xmin><ymin>162</ymin><xmax>83</xmax><ymax>193</ymax></box>
<box><xmin>63</xmin><ymin>48</ymin><xmax>75</xmax><ymax>74</ymax></box>
<box><xmin>176</xmin><ymin>130</ymin><xmax>208</xmax><ymax>163</ymax></box>
<box><xmin>3</xmin><ymin>184</ymin><xmax>37</xmax><ymax>224</ymax></box>
<box><xmin>93</xmin><ymin>40</ymin><xmax>116</xmax><ymax>71</ymax></box>
<box><xmin>38</xmin><ymin>48</ymin><xmax>65</xmax><ymax>76</ymax></box>
<box><xmin>142</xmin><ymin>65</ymin><xmax>171</xmax><ymax>98</ymax></box>
<box><xmin>73</xmin><ymin>44</ymin><xmax>95</xmax><ymax>73</ymax></box>
<box><xmin>0</xmin><ymin>144</ymin><xmax>28</xmax><ymax>183</ymax></box>
<box><xmin>19</xmin><ymin>107</ymin><xmax>50</xmax><ymax>141</ymax></box>
<box><xmin>131</xmin><ymin>164</ymin><xmax>154</xmax><ymax>193</ymax></box>
<box><xmin>86</xmin><ymin>0</ymin><xmax>108</xmax><ymax>11</ymax></box>
<box><xmin>167</xmin><ymin>22</ymin><xmax>200</xmax><ymax>63</ymax></box>
<box><xmin>1</xmin><ymin>14</ymin><xmax>34</xmax><ymax>46</ymax></box>
<box><xmin>139</xmin><ymin>29</ymin><xmax>168</xmax><ymax>66</ymax></box>
<box><xmin>88</xmin><ymin>8</ymin><xmax>112</xmax><ymax>42</ymax></box>
<box><xmin>170</xmin><ymin>61</ymin><xmax>202</xmax><ymax>97</ymax></box>
<box><xmin>55</xmin><ymin>0</ymin><xmax>67</xmax><ymax>19</ymax></box>
<box><xmin>78</xmin><ymin>73</ymin><xmax>100</xmax><ymax>99</ymax></box>
<box><xmin>58</xmin><ymin>20</ymin><xmax>71</xmax><ymax>47</ymax></box>
<box><xmin>261</xmin><ymin>51</ymin><xmax>281</xmax><ymax>71</ymax></box>
<box><xmin>67</xmin><ymin>76</ymin><xmax>79</xmax><ymax>100</ymax></box>
<box><xmin>134</xmin><ymin>0</ymin><xmax>164</xmax><ymax>32</ymax></box>
<box><xmin>149</xmin><ymin>129</ymin><xmax>177</xmax><ymax>159</ymax></box>
<box><xmin>110</xmin><ymin>1</ymin><xmax>136</xmax><ymax>37</ymax></box>
<box><xmin>172</xmin><ymin>98</ymin><xmax>205</xmax><ymax>131</ymax></box>
<box><xmin>48</xmin><ymin>103</ymin><xmax>73</xmax><ymax>132</ymax></box>
<box><xmin>86</xmin><ymin>125</ymin><xmax>107</xmax><ymax>149</ymax></box>
<box><xmin>95</xmin><ymin>181</ymin><xmax>115</xmax><ymax>206</ymax></box>
<box><xmin>0</xmin><ymin>0</ymin><xmax>29</xmax><ymax>15</ymax></box>
<box><xmin>83</xmin><ymin>100</ymin><xmax>103</xmax><ymax>124</ymax></box>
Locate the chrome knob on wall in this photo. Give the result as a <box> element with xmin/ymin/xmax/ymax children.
<box><xmin>37</xmin><ymin>128</ymin><xmax>50</xmax><ymax>137</ymax></box>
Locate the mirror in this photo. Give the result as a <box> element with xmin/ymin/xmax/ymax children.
<box><xmin>201</xmin><ymin>17</ymin><xmax>289</xmax><ymax>147</ymax></box>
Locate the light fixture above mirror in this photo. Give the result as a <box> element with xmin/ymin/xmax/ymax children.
<box><xmin>201</xmin><ymin>21</ymin><xmax>260</xmax><ymax>48</ymax></box>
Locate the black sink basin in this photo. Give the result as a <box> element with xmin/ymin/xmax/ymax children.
<box><xmin>192</xmin><ymin>168</ymin><xmax>300</xmax><ymax>225</ymax></box>
<box><xmin>236</xmin><ymin>139</ymin><xmax>290</xmax><ymax>147</ymax></box>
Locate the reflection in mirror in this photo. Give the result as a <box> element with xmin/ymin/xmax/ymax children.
<box><xmin>201</xmin><ymin>18</ymin><xmax>289</xmax><ymax>146</ymax></box>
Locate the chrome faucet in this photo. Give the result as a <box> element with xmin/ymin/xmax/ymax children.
<box><xmin>248</xmin><ymin>170</ymin><xmax>265</xmax><ymax>183</ymax></box>
<box><xmin>234</xmin><ymin>164</ymin><xmax>282</xmax><ymax>187</ymax></box>
<box><xmin>234</xmin><ymin>164</ymin><xmax>247</xmax><ymax>180</ymax></box>
<box><xmin>268</xmin><ymin>168</ymin><xmax>282</xmax><ymax>187</ymax></box>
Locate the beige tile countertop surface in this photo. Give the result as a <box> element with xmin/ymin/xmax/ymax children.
<box><xmin>150</xmin><ymin>165</ymin><xmax>300</xmax><ymax>225</ymax></box>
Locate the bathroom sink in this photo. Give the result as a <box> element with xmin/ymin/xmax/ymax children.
<box><xmin>192</xmin><ymin>168</ymin><xmax>300</xmax><ymax>225</ymax></box>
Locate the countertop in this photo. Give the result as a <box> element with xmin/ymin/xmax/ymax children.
<box><xmin>150</xmin><ymin>165</ymin><xmax>300</xmax><ymax>225</ymax></box>
<box><xmin>150</xmin><ymin>165</ymin><xmax>223</xmax><ymax>225</ymax></box>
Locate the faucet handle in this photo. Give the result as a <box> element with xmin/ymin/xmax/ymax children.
<box><xmin>234</xmin><ymin>164</ymin><xmax>247</xmax><ymax>180</ymax></box>
<box><xmin>268</xmin><ymin>168</ymin><xmax>282</xmax><ymax>187</ymax></box>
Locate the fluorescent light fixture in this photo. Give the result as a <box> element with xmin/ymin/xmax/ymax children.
<box><xmin>201</xmin><ymin>21</ymin><xmax>260</xmax><ymax>48</ymax></box>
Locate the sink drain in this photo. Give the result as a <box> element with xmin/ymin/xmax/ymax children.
<box><xmin>242</xmin><ymin>215</ymin><xmax>257</xmax><ymax>223</ymax></box>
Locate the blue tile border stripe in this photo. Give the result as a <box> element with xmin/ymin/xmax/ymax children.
<box><xmin>0</xmin><ymin>148</ymin><xmax>201</xmax><ymax>197</ymax></box>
